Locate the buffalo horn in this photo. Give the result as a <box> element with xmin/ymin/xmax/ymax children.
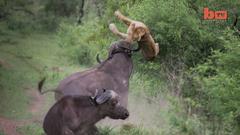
<box><xmin>95</xmin><ymin>90</ymin><xmax>112</xmax><ymax>104</ymax></box>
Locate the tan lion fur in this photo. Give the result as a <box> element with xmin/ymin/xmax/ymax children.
<box><xmin>109</xmin><ymin>10</ymin><xmax>159</xmax><ymax>60</ymax></box>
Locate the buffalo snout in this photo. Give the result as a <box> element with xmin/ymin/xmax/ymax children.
<box><xmin>108</xmin><ymin>105</ymin><xmax>129</xmax><ymax>120</ymax></box>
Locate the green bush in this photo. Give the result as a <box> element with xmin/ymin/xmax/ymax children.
<box><xmin>99</xmin><ymin>127</ymin><xmax>114</xmax><ymax>135</ymax></box>
<box><xmin>123</xmin><ymin>0</ymin><xmax>220</xmax><ymax>67</ymax></box>
<box><xmin>99</xmin><ymin>126</ymin><xmax>151</xmax><ymax>135</ymax></box>
<box><xmin>6</xmin><ymin>13</ymin><xmax>34</xmax><ymax>32</ymax></box>
<box><xmin>56</xmin><ymin>20</ymin><xmax>114</xmax><ymax>65</ymax></box>
<box><xmin>44</xmin><ymin>0</ymin><xmax>80</xmax><ymax>17</ymax></box>
<box><xmin>183</xmin><ymin>29</ymin><xmax>240</xmax><ymax>134</ymax></box>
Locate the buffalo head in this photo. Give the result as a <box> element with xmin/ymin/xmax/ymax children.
<box><xmin>96</xmin><ymin>40</ymin><xmax>140</xmax><ymax>63</ymax></box>
<box><xmin>93</xmin><ymin>89</ymin><xmax>129</xmax><ymax>120</ymax></box>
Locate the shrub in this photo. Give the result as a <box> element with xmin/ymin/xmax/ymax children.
<box><xmin>183</xmin><ymin>29</ymin><xmax>240</xmax><ymax>134</ymax></box>
<box><xmin>57</xmin><ymin>21</ymin><xmax>114</xmax><ymax>65</ymax></box>
<box><xmin>99</xmin><ymin>126</ymin><xmax>151</xmax><ymax>135</ymax></box>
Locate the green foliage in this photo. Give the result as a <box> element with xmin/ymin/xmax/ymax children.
<box><xmin>6</xmin><ymin>14</ymin><xmax>35</xmax><ymax>33</ymax></box>
<box><xmin>119</xmin><ymin>127</ymin><xmax>151</xmax><ymax>135</ymax></box>
<box><xmin>5</xmin><ymin>13</ymin><xmax>60</xmax><ymax>33</ymax></box>
<box><xmin>166</xmin><ymin>99</ymin><xmax>205</xmax><ymax>135</ymax></box>
<box><xmin>130</xmin><ymin>71</ymin><xmax>167</xmax><ymax>96</ymax></box>
<box><xmin>99</xmin><ymin>126</ymin><xmax>151</xmax><ymax>135</ymax></box>
<box><xmin>57</xmin><ymin>21</ymin><xmax>114</xmax><ymax>65</ymax></box>
<box><xmin>183</xmin><ymin>29</ymin><xmax>240</xmax><ymax>134</ymax></box>
<box><xmin>98</xmin><ymin>127</ymin><xmax>113</xmax><ymax>135</ymax></box>
<box><xmin>0</xmin><ymin>0</ymin><xmax>67</xmax><ymax>32</ymax></box>
<box><xmin>44</xmin><ymin>0</ymin><xmax>80</xmax><ymax>17</ymax></box>
<box><xmin>189</xmin><ymin>0</ymin><xmax>240</xmax><ymax>31</ymax></box>
<box><xmin>17</xmin><ymin>123</ymin><xmax>44</xmax><ymax>135</ymax></box>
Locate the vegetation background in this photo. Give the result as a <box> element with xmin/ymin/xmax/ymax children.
<box><xmin>0</xmin><ymin>0</ymin><xmax>239</xmax><ymax>135</ymax></box>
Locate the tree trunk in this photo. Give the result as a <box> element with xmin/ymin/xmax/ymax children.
<box><xmin>77</xmin><ymin>0</ymin><xmax>85</xmax><ymax>24</ymax></box>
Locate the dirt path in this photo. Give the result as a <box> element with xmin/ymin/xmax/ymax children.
<box><xmin>0</xmin><ymin>117</ymin><xmax>32</xmax><ymax>135</ymax></box>
<box><xmin>0</xmin><ymin>89</ymin><xmax>45</xmax><ymax>135</ymax></box>
<box><xmin>28</xmin><ymin>89</ymin><xmax>45</xmax><ymax>116</ymax></box>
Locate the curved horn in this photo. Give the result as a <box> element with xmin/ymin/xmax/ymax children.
<box><xmin>130</xmin><ymin>44</ymin><xmax>141</xmax><ymax>52</ymax></box>
<box><xmin>95</xmin><ymin>90</ymin><xmax>113</xmax><ymax>105</ymax></box>
<box><xmin>96</xmin><ymin>54</ymin><xmax>103</xmax><ymax>64</ymax></box>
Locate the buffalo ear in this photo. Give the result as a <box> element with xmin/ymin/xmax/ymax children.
<box><xmin>95</xmin><ymin>90</ymin><xmax>112</xmax><ymax>105</ymax></box>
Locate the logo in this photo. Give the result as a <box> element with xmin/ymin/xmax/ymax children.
<box><xmin>203</xmin><ymin>8</ymin><xmax>228</xmax><ymax>20</ymax></box>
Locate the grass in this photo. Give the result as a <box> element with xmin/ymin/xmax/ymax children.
<box><xmin>17</xmin><ymin>123</ymin><xmax>44</xmax><ymax>135</ymax></box>
<box><xmin>0</xmin><ymin>33</ymin><xmax>39</xmax><ymax>119</ymax></box>
<box><xmin>18</xmin><ymin>125</ymin><xmax>155</xmax><ymax>135</ymax></box>
<box><xmin>98</xmin><ymin>126</ymin><xmax>155</xmax><ymax>135</ymax></box>
<box><xmin>0</xmin><ymin>29</ymin><xmax>80</xmax><ymax>119</ymax></box>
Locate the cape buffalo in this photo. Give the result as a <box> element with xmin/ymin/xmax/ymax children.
<box><xmin>43</xmin><ymin>89</ymin><xmax>129</xmax><ymax>135</ymax></box>
<box><xmin>39</xmin><ymin>39</ymin><xmax>140</xmax><ymax>107</ymax></box>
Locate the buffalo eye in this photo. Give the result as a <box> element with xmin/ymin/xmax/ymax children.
<box><xmin>111</xmin><ymin>100</ymin><xmax>118</xmax><ymax>106</ymax></box>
